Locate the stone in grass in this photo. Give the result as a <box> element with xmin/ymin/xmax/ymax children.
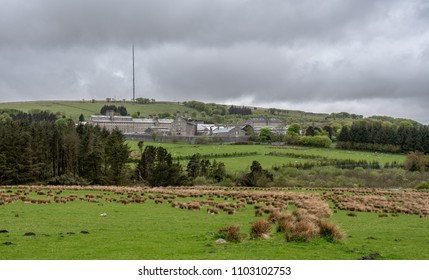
<box><xmin>360</xmin><ymin>253</ymin><xmax>381</xmax><ymax>260</ymax></box>
<box><xmin>3</xmin><ymin>242</ymin><xmax>13</xmax><ymax>245</ymax></box>
<box><xmin>215</xmin><ymin>238</ymin><xmax>227</xmax><ymax>244</ymax></box>
<box><xmin>66</xmin><ymin>232</ymin><xmax>75</xmax><ymax>235</ymax></box>
<box><xmin>23</xmin><ymin>232</ymin><xmax>36</xmax><ymax>236</ymax></box>
<box><xmin>0</xmin><ymin>229</ymin><xmax>9</xmax><ymax>234</ymax></box>
<box><xmin>80</xmin><ymin>230</ymin><xmax>90</xmax><ymax>234</ymax></box>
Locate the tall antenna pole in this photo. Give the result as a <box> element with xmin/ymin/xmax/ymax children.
<box><xmin>132</xmin><ymin>44</ymin><xmax>135</xmax><ymax>102</ymax></box>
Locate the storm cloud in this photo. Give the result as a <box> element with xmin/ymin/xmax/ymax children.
<box><xmin>1</xmin><ymin>0</ymin><xmax>429</xmax><ymax>123</ymax></box>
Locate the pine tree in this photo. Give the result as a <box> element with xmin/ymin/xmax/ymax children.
<box><xmin>104</xmin><ymin>128</ymin><xmax>129</xmax><ymax>184</ymax></box>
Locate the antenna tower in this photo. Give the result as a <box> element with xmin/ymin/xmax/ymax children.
<box><xmin>132</xmin><ymin>44</ymin><xmax>135</xmax><ymax>102</ymax></box>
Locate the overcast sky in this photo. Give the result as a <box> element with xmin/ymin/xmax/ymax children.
<box><xmin>1</xmin><ymin>0</ymin><xmax>429</xmax><ymax>123</ymax></box>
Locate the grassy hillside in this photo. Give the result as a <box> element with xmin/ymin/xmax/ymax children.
<box><xmin>0</xmin><ymin>100</ymin><xmax>343</xmax><ymax>126</ymax></box>
<box><xmin>0</xmin><ymin>99</ymin><xmax>418</xmax><ymax>128</ymax></box>
<box><xmin>0</xmin><ymin>100</ymin><xmax>202</xmax><ymax>121</ymax></box>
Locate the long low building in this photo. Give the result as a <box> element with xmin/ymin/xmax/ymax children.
<box><xmin>89</xmin><ymin>113</ymin><xmax>287</xmax><ymax>140</ymax></box>
<box><xmin>89</xmin><ymin>113</ymin><xmax>197</xmax><ymax>136</ymax></box>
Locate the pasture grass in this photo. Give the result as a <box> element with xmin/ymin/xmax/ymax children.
<box><xmin>1</xmin><ymin>188</ymin><xmax>428</xmax><ymax>260</ymax></box>
<box><xmin>127</xmin><ymin>141</ymin><xmax>405</xmax><ymax>172</ymax></box>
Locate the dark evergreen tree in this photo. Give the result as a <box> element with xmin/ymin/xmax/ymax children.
<box><xmin>337</xmin><ymin>126</ymin><xmax>350</xmax><ymax>142</ymax></box>
<box><xmin>209</xmin><ymin>160</ymin><xmax>226</xmax><ymax>182</ymax></box>
<box><xmin>77</xmin><ymin>124</ymin><xmax>106</xmax><ymax>184</ymax></box>
<box><xmin>100</xmin><ymin>105</ymin><xmax>128</xmax><ymax>116</ymax></box>
<box><xmin>104</xmin><ymin>129</ymin><xmax>129</xmax><ymax>184</ymax></box>
<box><xmin>187</xmin><ymin>153</ymin><xmax>201</xmax><ymax>178</ymax></box>
<box><xmin>137</xmin><ymin>146</ymin><xmax>187</xmax><ymax>186</ymax></box>
<box><xmin>79</xmin><ymin>114</ymin><xmax>85</xmax><ymax>122</ymax></box>
<box><xmin>241</xmin><ymin>161</ymin><xmax>273</xmax><ymax>187</ymax></box>
<box><xmin>305</xmin><ymin>126</ymin><xmax>316</xmax><ymax>136</ymax></box>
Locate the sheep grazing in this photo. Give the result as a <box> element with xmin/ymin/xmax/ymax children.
<box><xmin>100</xmin><ymin>213</ymin><xmax>108</xmax><ymax>217</ymax></box>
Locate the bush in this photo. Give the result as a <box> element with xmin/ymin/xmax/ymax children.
<box><xmin>416</xmin><ymin>181</ymin><xmax>429</xmax><ymax>190</ymax></box>
<box><xmin>404</xmin><ymin>151</ymin><xmax>428</xmax><ymax>172</ymax></box>
<box><xmin>250</xmin><ymin>219</ymin><xmax>272</xmax><ymax>239</ymax></box>
<box><xmin>218</xmin><ymin>225</ymin><xmax>245</xmax><ymax>243</ymax></box>
<box><xmin>300</xmin><ymin>136</ymin><xmax>332</xmax><ymax>148</ymax></box>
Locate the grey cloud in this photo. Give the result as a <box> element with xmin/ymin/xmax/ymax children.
<box><xmin>0</xmin><ymin>0</ymin><xmax>403</xmax><ymax>48</ymax></box>
<box><xmin>1</xmin><ymin>0</ymin><xmax>429</xmax><ymax>123</ymax></box>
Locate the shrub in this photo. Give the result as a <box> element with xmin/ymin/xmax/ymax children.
<box><xmin>250</xmin><ymin>219</ymin><xmax>272</xmax><ymax>239</ymax></box>
<box><xmin>404</xmin><ymin>151</ymin><xmax>428</xmax><ymax>172</ymax></box>
<box><xmin>218</xmin><ymin>225</ymin><xmax>244</xmax><ymax>243</ymax></box>
<box><xmin>299</xmin><ymin>135</ymin><xmax>332</xmax><ymax>148</ymax></box>
<box><xmin>416</xmin><ymin>181</ymin><xmax>429</xmax><ymax>190</ymax></box>
<box><xmin>319</xmin><ymin>219</ymin><xmax>344</xmax><ymax>242</ymax></box>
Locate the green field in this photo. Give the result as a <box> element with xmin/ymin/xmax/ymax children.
<box><xmin>1</xmin><ymin>186</ymin><xmax>428</xmax><ymax>260</ymax></box>
<box><xmin>0</xmin><ymin>100</ymin><xmax>348</xmax><ymax>127</ymax></box>
<box><xmin>127</xmin><ymin>141</ymin><xmax>406</xmax><ymax>172</ymax></box>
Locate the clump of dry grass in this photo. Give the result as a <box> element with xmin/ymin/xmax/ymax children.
<box><xmin>318</xmin><ymin>219</ymin><xmax>344</xmax><ymax>242</ymax></box>
<box><xmin>277</xmin><ymin>209</ymin><xmax>345</xmax><ymax>243</ymax></box>
<box><xmin>218</xmin><ymin>225</ymin><xmax>245</xmax><ymax>243</ymax></box>
<box><xmin>286</xmin><ymin>219</ymin><xmax>320</xmax><ymax>242</ymax></box>
<box><xmin>276</xmin><ymin>212</ymin><xmax>296</xmax><ymax>233</ymax></box>
<box><xmin>267</xmin><ymin>210</ymin><xmax>282</xmax><ymax>223</ymax></box>
<box><xmin>250</xmin><ymin>219</ymin><xmax>272</xmax><ymax>239</ymax></box>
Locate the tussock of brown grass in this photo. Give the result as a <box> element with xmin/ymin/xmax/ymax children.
<box><xmin>286</xmin><ymin>219</ymin><xmax>320</xmax><ymax>242</ymax></box>
<box><xmin>267</xmin><ymin>210</ymin><xmax>283</xmax><ymax>224</ymax></box>
<box><xmin>318</xmin><ymin>219</ymin><xmax>344</xmax><ymax>242</ymax></box>
<box><xmin>277</xmin><ymin>212</ymin><xmax>296</xmax><ymax>233</ymax></box>
<box><xmin>250</xmin><ymin>219</ymin><xmax>272</xmax><ymax>239</ymax></box>
<box><xmin>218</xmin><ymin>225</ymin><xmax>244</xmax><ymax>243</ymax></box>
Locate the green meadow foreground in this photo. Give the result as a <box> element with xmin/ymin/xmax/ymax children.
<box><xmin>1</xmin><ymin>185</ymin><xmax>428</xmax><ymax>260</ymax></box>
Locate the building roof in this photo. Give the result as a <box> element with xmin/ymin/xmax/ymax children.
<box><xmin>90</xmin><ymin>115</ymin><xmax>174</xmax><ymax>124</ymax></box>
<box><xmin>247</xmin><ymin>117</ymin><xmax>282</xmax><ymax>123</ymax></box>
<box><xmin>211</xmin><ymin>127</ymin><xmax>235</xmax><ymax>134</ymax></box>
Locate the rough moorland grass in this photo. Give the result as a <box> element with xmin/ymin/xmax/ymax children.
<box><xmin>1</xmin><ymin>188</ymin><xmax>428</xmax><ymax>260</ymax></box>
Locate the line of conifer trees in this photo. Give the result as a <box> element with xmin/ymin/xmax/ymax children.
<box><xmin>0</xmin><ymin>110</ymin><xmax>129</xmax><ymax>185</ymax></box>
<box><xmin>337</xmin><ymin>119</ymin><xmax>429</xmax><ymax>153</ymax></box>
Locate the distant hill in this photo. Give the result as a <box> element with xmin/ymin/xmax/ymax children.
<box><xmin>0</xmin><ymin>99</ymin><xmax>418</xmax><ymax>128</ymax></box>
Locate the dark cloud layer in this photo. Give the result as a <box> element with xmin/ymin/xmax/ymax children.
<box><xmin>1</xmin><ymin>0</ymin><xmax>429</xmax><ymax>123</ymax></box>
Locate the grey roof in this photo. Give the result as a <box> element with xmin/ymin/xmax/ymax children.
<box><xmin>212</xmin><ymin>127</ymin><xmax>235</xmax><ymax>134</ymax></box>
<box><xmin>90</xmin><ymin>115</ymin><xmax>174</xmax><ymax>124</ymax></box>
<box><xmin>247</xmin><ymin>117</ymin><xmax>282</xmax><ymax>123</ymax></box>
